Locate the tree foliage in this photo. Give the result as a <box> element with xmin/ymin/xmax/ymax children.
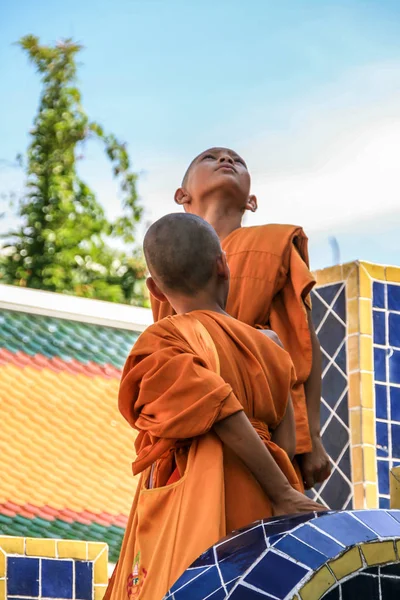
<box><xmin>0</xmin><ymin>35</ymin><xmax>148</xmax><ymax>305</ymax></box>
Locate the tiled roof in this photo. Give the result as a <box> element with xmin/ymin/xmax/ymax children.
<box><xmin>0</xmin><ymin>308</ymin><xmax>140</xmax><ymax>562</ymax></box>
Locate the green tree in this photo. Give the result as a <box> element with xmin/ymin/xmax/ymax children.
<box><xmin>0</xmin><ymin>35</ymin><xmax>148</xmax><ymax>306</ymax></box>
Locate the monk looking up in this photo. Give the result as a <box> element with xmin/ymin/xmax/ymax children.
<box><xmin>106</xmin><ymin>213</ymin><xmax>323</xmax><ymax>600</ymax></box>
<box><xmin>151</xmin><ymin>148</ymin><xmax>331</xmax><ymax>492</ymax></box>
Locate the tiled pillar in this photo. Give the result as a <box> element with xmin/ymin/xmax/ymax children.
<box><xmin>312</xmin><ymin>261</ymin><xmax>400</xmax><ymax>511</ymax></box>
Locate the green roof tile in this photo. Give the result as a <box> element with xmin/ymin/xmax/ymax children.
<box><xmin>0</xmin><ymin>309</ymin><xmax>139</xmax><ymax>368</ymax></box>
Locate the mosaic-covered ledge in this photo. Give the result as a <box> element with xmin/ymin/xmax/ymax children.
<box><xmin>0</xmin><ymin>536</ymin><xmax>108</xmax><ymax>600</ymax></box>
<box><xmin>165</xmin><ymin>509</ymin><xmax>400</xmax><ymax>599</ymax></box>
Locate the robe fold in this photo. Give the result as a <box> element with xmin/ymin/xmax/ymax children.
<box><xmin>151</xmin><ymin>224</ymin><xmax>316</xmax><ymax>455</ymax></box>
<box><xmin>105</xmin><ymin>311</ymin><xmax>299</xmax><ymax>600</ymax></box>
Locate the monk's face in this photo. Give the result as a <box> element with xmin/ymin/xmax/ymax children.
<box><xmin>176</xmin><ymin>148</ymin><xmax>256</xmax><ymax>214</ymax></box>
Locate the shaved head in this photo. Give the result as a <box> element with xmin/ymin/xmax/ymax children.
<box><xmin>144</xmin><ymin>213</ymin><xmax>222</xmax><ymax>295</ymax></box>
<box><xmin>182</xmin><ymin>147</ymin><xmax>247</xmax><ymax>187</ymax></box>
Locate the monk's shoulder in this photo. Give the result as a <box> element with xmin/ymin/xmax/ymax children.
<box><xmin>223</xmin><ymin>224</ymin><xmax>303</xmax><ymax>256</ymax></box>
<box><xmin>129</xmin><ymin>318</ymin><xmax>178</xmax><ymax>356</ymax></box>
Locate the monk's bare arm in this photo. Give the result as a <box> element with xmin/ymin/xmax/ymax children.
<box><xmin>213</xmin><ymin>411</ymin><xmax>324</xmax><ymax>515</ymax></box>
<box><xmin>271</xmin><ymin>394</ymin><xmax>296</xmax><ymax>460</ymax></box>
<box><xmin>301</xmin><ymin>309</ymin><xmax>331</xmax><ymax>488</ymax></box>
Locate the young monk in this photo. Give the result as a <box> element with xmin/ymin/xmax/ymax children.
<box><xmin>151</xmin><ymin>148</ymin><xmax>331</xmax><ymax>492</ymax></box>
<box><xmin>106</xmin><ymin>213</ymin><xmax>323</xmax><ymax>600</ymax></box>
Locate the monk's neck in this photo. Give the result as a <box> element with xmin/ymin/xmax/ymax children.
<box><xmin>170</xmin><ymin>296</ymin><xmax>227</xmax><ymax>316</ymax></box>
<box><xmin>193</xmin><ymin>201</ymin><xmax>243</xmax><ymax>242</ymax></box>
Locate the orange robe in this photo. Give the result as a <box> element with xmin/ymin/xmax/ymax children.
<box><xmin>105</xmin><ymin>311</ymin><xmax>299</xmax><ymax>600</ymax></box>
<box><xmin>151</xmin><ymin>224</ymin><xmax>316</xmax><ymax>455</ymax></box>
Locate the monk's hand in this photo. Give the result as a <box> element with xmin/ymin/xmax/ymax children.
<box><xmin>271</xmin><ymin>490</ymin><xmax>326</xmax><ymax>517</ymax></box>
<box><xmin>299</xmin><ymin>435</ymin><xmax>331</xmax><ymax>490</ymax></box>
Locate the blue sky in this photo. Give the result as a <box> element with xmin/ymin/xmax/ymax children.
<box><xmin>1</xmin><ymin>0</ymin><xmax>400</xmax><ymax>270</ymax></box>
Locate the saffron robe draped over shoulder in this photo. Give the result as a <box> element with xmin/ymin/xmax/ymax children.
<box><xmin>151</xmin><ymin>224</ymin><xmax>316</xmax><ymax>455</ymax></box>
<box><xmin>105</xmin><ymin>311</ymin><xmax>299</xmax><ymax>600</ymax></box>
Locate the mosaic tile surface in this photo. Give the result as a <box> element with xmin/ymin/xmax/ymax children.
<box><xmin>0</xmin><ymin>309</ymin><xmax>139</xmax><ymax>562</ymax></box>
<box><xmin>0</xmin><ymin>537</ymin><xmax>107</xmax><ymax>600</ymax></box>
<box><xmin>309</xmin><ymin>282</ymin><xmax>351</xmax><ymax>510</ymax></box>
<box><xmin>373</xmin><ymin>282</ymin><xmax>400</xmax><ymax>509</ymax></box>
<box><xmin>165</xmin><ymin>510</ymin><xmax>400</xmax><ymax>600</ymax></box>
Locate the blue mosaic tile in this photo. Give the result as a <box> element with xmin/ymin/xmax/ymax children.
<box><xmin>391</xmin><ymin>387</ymin><xmax>400</xmax><ymax>422</ymax></box>
<box><xmin>323</xmin><ymin>416</ymin><xmax>348</xmax><ymax>463</ymax></box>
<box><xmin>293</xmin><ymin>524</ymin><xmax>344</xmax><ymax>557</ymax></box>
<box><xmin>311</xmin><ymin>293</ymin><xmax>328</xmax><ymax>329</ymax></box>
<box><xmin>314</xmin><ymin>513</ymin><xmax>377</xmax><ymax>545</ymax></box>
<box><xmin>380</xmin><ymin>563</ymin><xmax>400</xmax><ymax>576</ymax></box>
<box><xmin>334</xmin><ymin>344</ymin><xmax>347</xmax><ymax>376</ymax></box>
<box><xmin>189</xmin><ymin>547</ymin><xmax>216</xmax><ymax>568</ymax></box>
<box><xmin>376</xmin><ymin>421</ymin><xmax>389</xmax><ymax>457</ymax></box>
<box><xmin>7</xmin><ymin>556</ymin><xmax>39</xmax><ymax>596</ymax></box>
<box><xmin>379</xmin><ymin>497</ymin><xmax>390</xmax><ymax>508</ymax></box>
<box><xmin>332</xmin><ymin>290</ymin><xmax>346</xmax><ymax>323</ymax></box>
<box><xmin>75</xmin><ymin>560</ymin><xmax>93</xmax><ymax>600</ymax></box>
<box><xmin>275</xmin><ymin>535</ymin><xmax>327</xmax><ymax>569</ymax></box>
<box><xmin>392</xmin><ymin>423</ymin><xmax>400</xmax><ymax>458</ymax></box>
<box><xmin>378</xmin><ymin>461</ymin><xmax>390</xmax><ymax>495</ymax></box>
<box><xmin>337</xmin><ymin>447</ymin><xmax>351</xmax><ymax>480</ymax></box>
<box><xmin>318</xmin><ymin>313</ymin><xmax>346</xmax><ymax>359</ymax></box>
<box><xmin>373</xmin><ymin>310</ymin><xmax>386</xmax><ymax>345</ymax></box>
<box><xmin>373</xmin><ymin>282</ymin><xmax>386</xmax><ymax>309</ymax></box>
<box><xmin>217</xmin><ymin>525</ymin><xmax>266</xmax><ymax>584</ymax></box>
<box><xmin>319</xmin><ymin>467</ymin><xmax>351</xmax><ymax>509</ymax></box>
<box><xmin>321</xmin><ymin>364</ymin><xmax>347</xmax><ymax>408</ymax></box>
<box><xmin>389</xmin><ymin>312</ymin><xmax>400</xmax><ymax>348</ymax></box>
<box><xmin>388</xmin><ymin>284</ymin><xmax>400</xmax><ymax>312</ymax></box>
<box><xmin>320</xmin><ymin>400</ymin><xmax>331</xmax><ymax>427</ymax></box>
<box><xmin>335</xmin><ymin>391</ymin><xmax>349</xmax><ymax>427</ymax></box>
<box><xmin>389</xmin><ymin>350</ymin><xmax>400</xmax><ymax>385</ymax></box>
<box><xmin>170</xmin><ymin>566</ymin><xmax>213</xmax><ymax>592</ymax></box>
<box><xmin>354</xmin><ymin>509</ymin><xmax>400</xmax><ymax>537</ymax></box>
<box><xmin>229</xmin><ymin>584</ymin><xmax>278</xmax><ymax>598</ymax></box>
<box><xmin>42</xmin><ymin>558</ymin><xmax>73</xmax><ymax>599</ymax></box>
<box><xmin>374</xmin><ymin>347</ymin><xmax>387</xmax><ymax>382</ymax></box>
<box><xmin>244</xmin><ymin>551</ymin><xmax>309</xmax><ymax>598</ymax></box>
<box><xmin>173</xmin><ymin>566</ymin><xmax>222</xmax><ymax>600</ymax></box>
<box><xmin>381</xmin><ymin>576</ymin><xmax>400</xmax><ymax>596</ymax></box>
<box><xmin>376</xmin><ymin>384</ymin><xmax>388</xmax><ymax>420</ymax></box>
<box><xmin>262</xmin><ymin>513</ymin><xmax>316</xmax><ymax>538</ymax></box>
<box><xmin>317</xmin><ymin>283</ymin><xmax>342</xmax><ymax>306</ymax></box>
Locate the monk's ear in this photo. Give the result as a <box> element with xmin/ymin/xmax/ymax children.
<box><xmin>245</xmin><ymin>194</ymin><xmax>258</xmax><ymax>213</ymax></box>
<box><xmin>146</xmin><ymin>277</ymin><xmax>167</xmax><ymax>303</ymax></box>
<box><xmin>216</xmin><ymin>252</ymin><xmax>230</xmax><ymax>281</ymax></box>
<box><xmin>174</xmin><ymin>187</ymin><xmax>191</xmax><ymax>207</ymax></box>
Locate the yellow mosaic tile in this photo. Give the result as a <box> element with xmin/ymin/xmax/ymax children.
<box><xmin>390</xmin><ymin>466</ymin><xmax>400</xmax><ymax>509</ymax></box>
<box><xmin>359</xmin><ymin>335</ymin><xmax>373</xmax><ymax>372</ymax></box>
<box><xmin>359</xmin><ymin>299</ymin><xmax>372</xmax><ymax>335</ymax></box>
<box><xmin>387</xmin><ymin>266</ymin><xmax>400</xmax><ymax>283</ymax></box>
<box><xmin>360</xmin><ymin>372</ymin><xmax>374</xmax><ymax>409</ymax></box>
<box><xmin>347</xmin><ymin>335</ymin><xmax>360</xmax><ymax>373</ymax></box>
<box><xmin>344</xmin><ymin>267</ymin><xmax>358</xmax><ymax>300</ymax></box>
<box><xmin>94</xmin><ymin>585</ymin><xmax>107</xmax><ymax>600</ymax></box>
<box><xmin>0</xmin><ymin>536</ymin><xmax>24</xmax><ymax>554</ymax></box>
<box><xmin>0</xmin><ymin>551</ymin><xmax>4</xmax><ymax>578</ymax></box>
<box><xmin>329</xmin><ymin>546</ymin><xmax>362</xmax><ymax>580</ymax></box>
<box><xmin>359</xmin><ymin>266</ymin><xmax>372</xmax><ymax>298</ymax></box>
<box><xmin>347</xmin><ymin>298</ymin><xmax>359</xmax><ymax>335</ymax></box>
<box><xmin>314</xmin><ymin>265</ymin><xmax>343</xmax><ymax>286</ymax></box>
<box><xmin>364</xmin><ymin>446</ymin><xmax>377</xmax><ymax>483</ymax></box>
<box><xmin>299</xmin><ymin>566</ymin><xmax>336</xmax><ymax>600</ymax></box>
<box><xmin>88</xmin><ymin>542</ymin><xmax>108</xmax><ymax>561</ymax></box>
<box><xmin>362</xmin><ymin>409</ymin><xmax>375</xmax><ymax>445</ymax></box>
<box><xmin>365</xmin><ymin>483</ymin><xmax>378</xmax><ymax>508</ymax></box>
<box><xmin>94</xmin><ymin>549</ymin><xmax>109</xmax><ymax>584</ymax></box>
<box><xmin>353</xmin><ymin>483</ymin><xmax>365</xmax><ymax>509</ymax></box>
<box><xmin>361</xmin><ymin>540</ymin><xmax>396</xmax><ymax>565</ymax></box>
<box><xmin>350</xmin><ymin>409</ymin><xmax>362</xmax><ymax>445</ymax></box>
<box><xmin>0</xmin><ymin>579</ymin><xmax>4</xmax><ymax>600</ymax></box>
<box><xmin>351</xmin><ymin>446</ymin><xmax>363</xmax><ymax>483</ymax></box>
<box><xmin>348</xmin><ymin>372</ymin><xmax>361</xmax><ymax>409</ymax></box>
<box><xmin>26</xmin><ymin>538</ymin><xmax>56</xmax><ymax>558</ymax></box>
<box><xmin>57</xmin><ymin>540</ymin><xmax>86</xmax><ymax>560</ymax></box>
<box><xmin>362</xmin><ymin>262</ymin><xmax>386</xmax><ymax>281</ymax></box>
